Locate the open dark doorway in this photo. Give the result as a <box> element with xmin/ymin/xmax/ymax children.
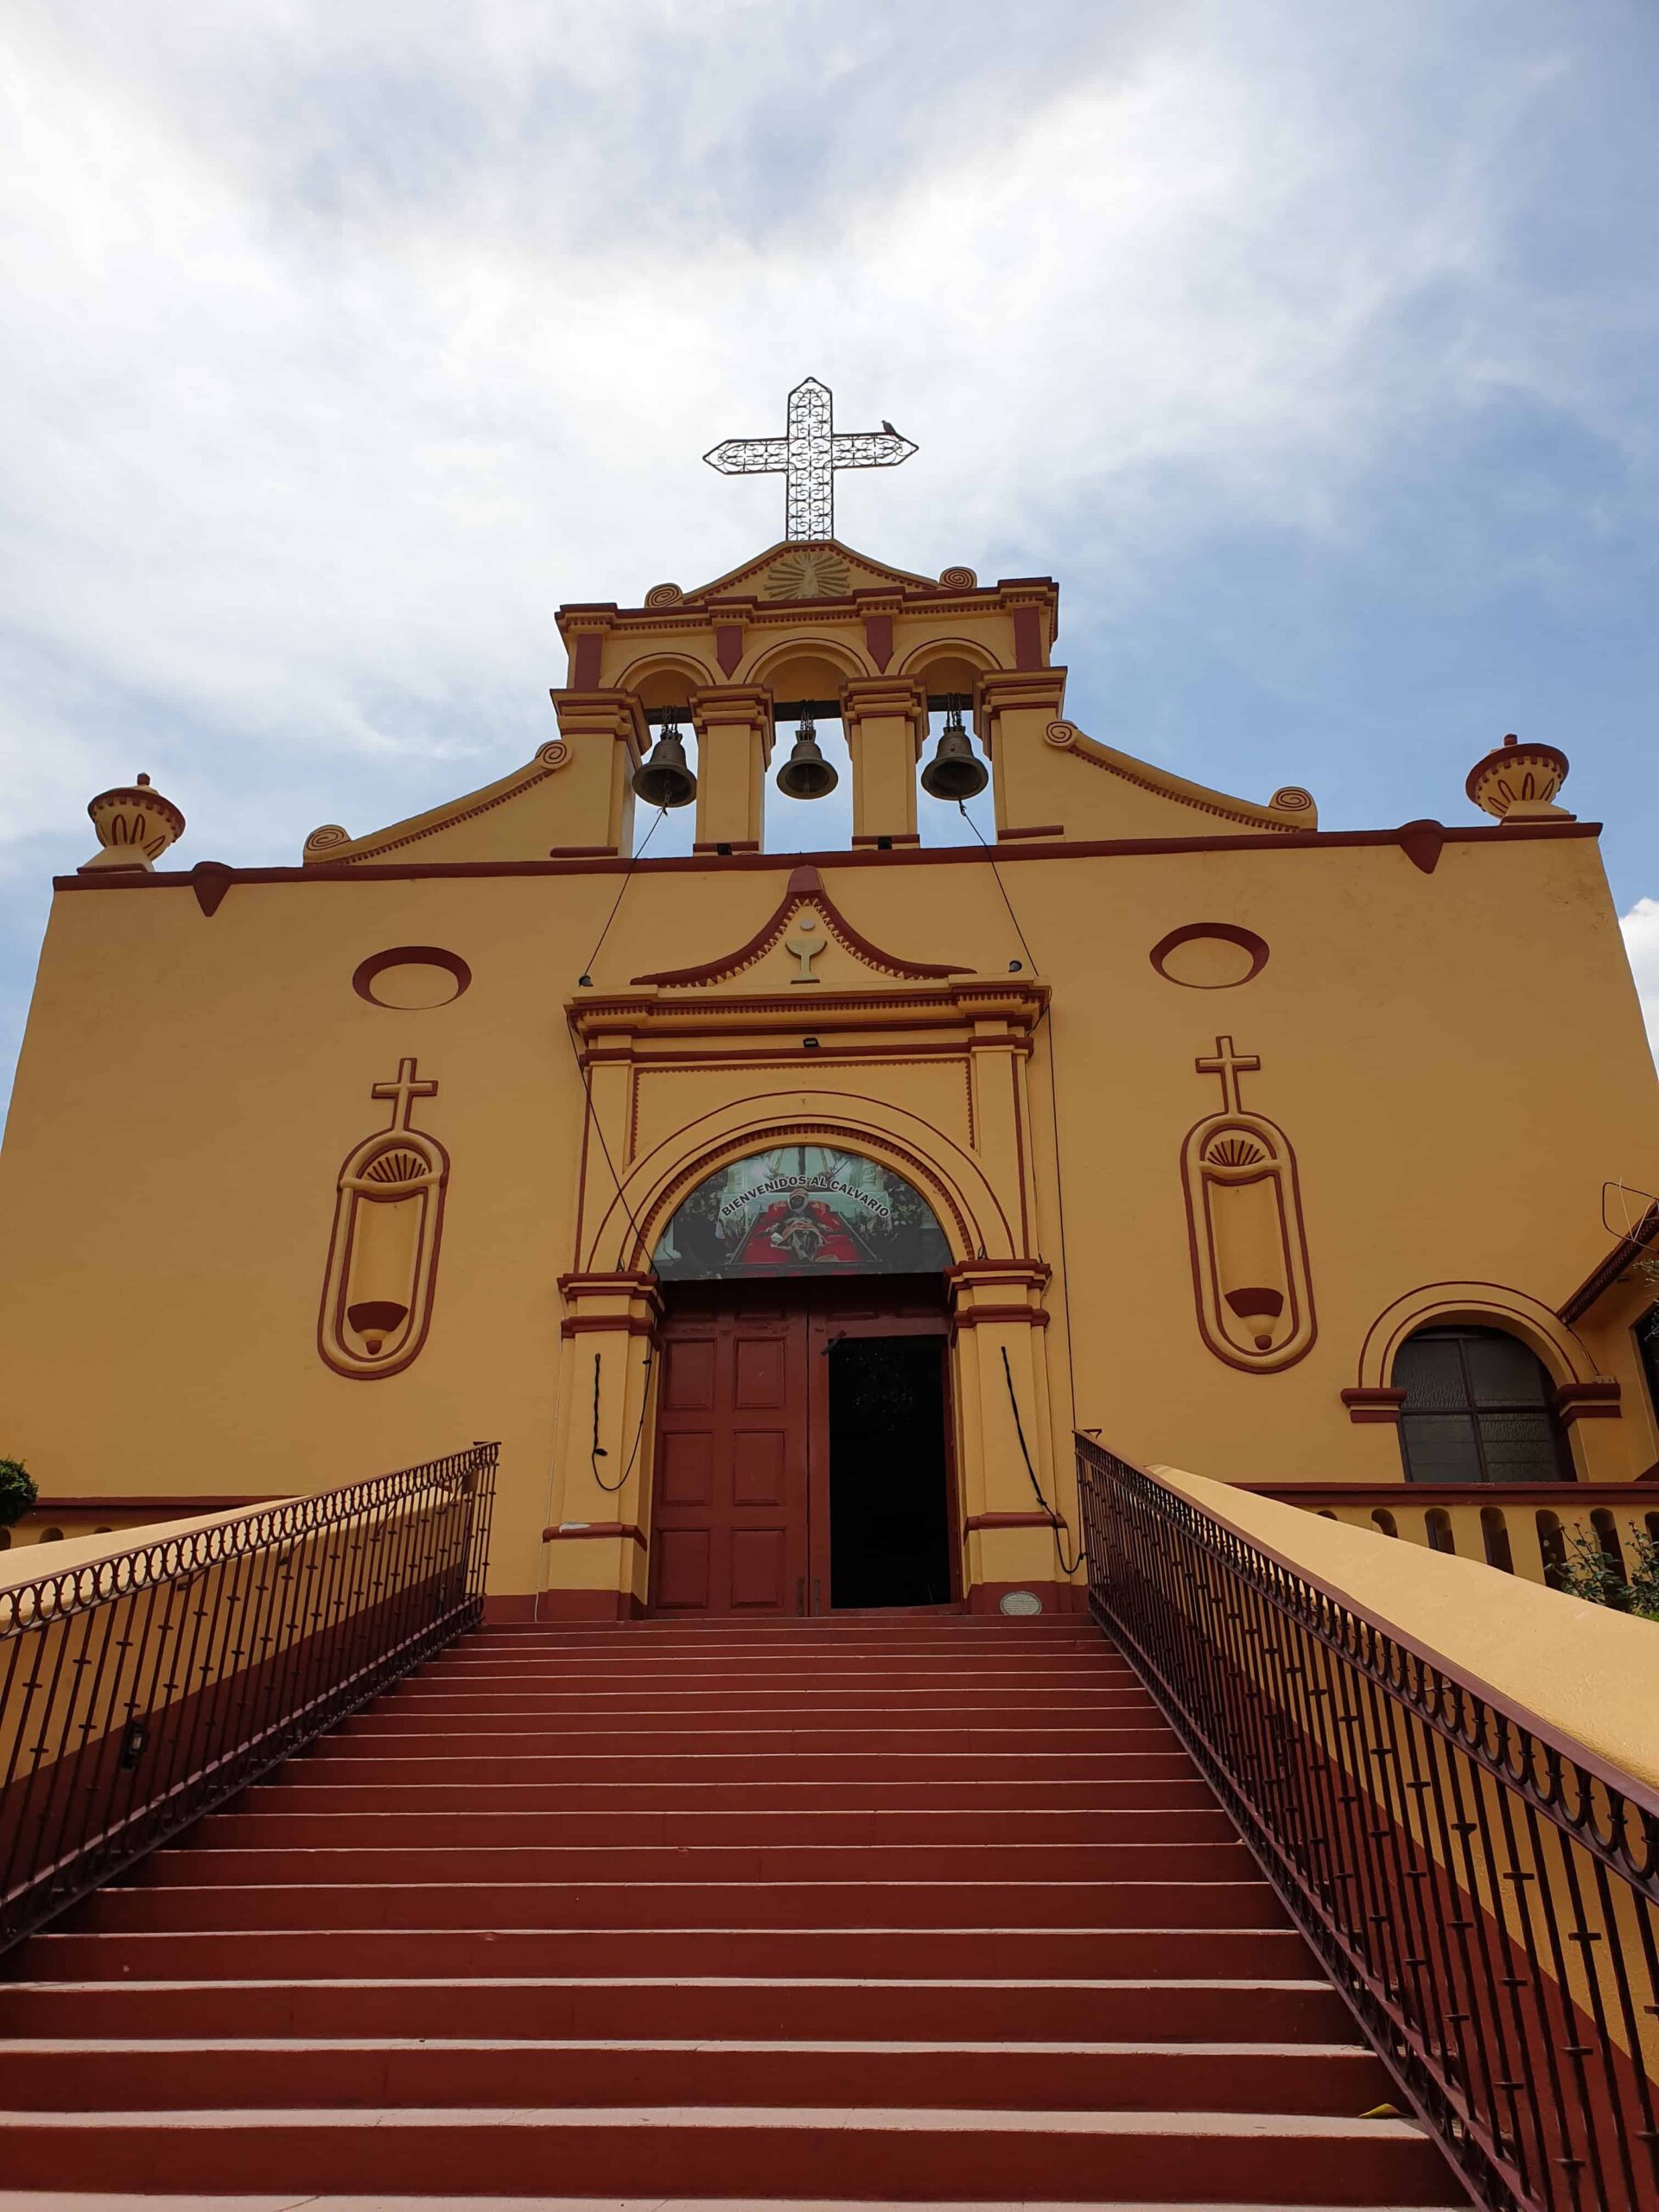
<box><xmin>827</xmin><ymin>1336</ymin><xmax>953</xmax><ymax>1609</ymax></box>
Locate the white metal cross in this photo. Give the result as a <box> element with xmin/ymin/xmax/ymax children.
<box><xmin>704</xmin><ymin>378</ymin><xmax>918</xmax><ymax>543</ymax></box>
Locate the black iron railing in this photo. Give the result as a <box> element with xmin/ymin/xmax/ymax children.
<box><xmin>1077</xmin><ymin>1436</ymin><xmax>1659</xmax><ymax>2212</ymax></box>
<box><xmin>0</xmin><ymin>1442</ymin><xmax>497</xmax><ymax>1954</ymax></box>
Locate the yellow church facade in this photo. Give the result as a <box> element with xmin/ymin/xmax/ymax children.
<box><xmin>3</xmin><ymin>508</ymin><xmax>1658</xmax><ymax>1620</ymax></box>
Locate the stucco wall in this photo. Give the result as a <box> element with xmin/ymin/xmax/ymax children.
<box><xmin>1</xmin><ymin>820</ymin><xmax>1655</xmax><ymax>1598</ymax></box>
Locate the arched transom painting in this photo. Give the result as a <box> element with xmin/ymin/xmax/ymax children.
<box><xmin>652</xmin><ymin>1145</ymin><xmax>951</xmax><ymax>1281</ymax></box>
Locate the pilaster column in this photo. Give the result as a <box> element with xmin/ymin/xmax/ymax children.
<box><xmin>947</xmin><ymin>1259</ymin><xmax>1077</xmax><ymax>1611</ymax></box>
<box><xmin>546</xmin><ymin>1271</ymin><xmax>663</xmax><ymax>1619</ymax></box>
<box><xmin>840</xmin><ymin>677</ymin><xmax>927</xmax><ymax>847</ymax></box>
<box><xmin>690</xmin><ymin>684</ymin><xmax>773</xmax><ymax>854</ymax></box>
<box><xmin>548</xmin><ymin>690</ymin><xmax>649</xmax><ymax>856</ymax></box>
<box><xmin>974</xmin><ymin>670</ymin><xmax>1071</xmax><ymax>842</ymax></box>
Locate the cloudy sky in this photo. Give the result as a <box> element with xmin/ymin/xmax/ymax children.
<box><xmin>3</xmin><ymin>0</ymin><xmax>1657</xmax><ymax>1108</ymax></box>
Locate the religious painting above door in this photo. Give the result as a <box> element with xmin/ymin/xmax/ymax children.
<box><xmin>653</xmin><ymin>1145</ymin><xmax>950</xmax><ymax>1281</ymax></box>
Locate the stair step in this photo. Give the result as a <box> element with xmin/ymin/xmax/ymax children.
<box><xmin>136</xmin><ymin>1842</ymin><xmax>1256</xmax><ymax>1886</ymax></box>
<box><xmin>316</xmin><ymin>1726</ymin><xmax>1179</xmax><ymax>1755</ymax></box>
<box><xmin>190</xmin><ymin>1807</ymin><xmax>1235</xmax><ymax>1847</ymax></box>
<box><xmin>289</xmin><ymin>1753</ymin><xmax>1198</xmax><ymax>1784</ymax></box>
<box><xmin>3</xmin><ymin>1613</ymin><xmax>1451</xmax><ymax>2207</ymax></box>
<box><xmin>0</xmin><ymin>2104</ymin><xmax>1460</xmax><ymax>2203</ymax></box>
<box><xmin>244</xmin><ymin>1777</ymin><xmax>1211</xmax><ymax>1812</ymax></box>
<box><xmin>19</xmin><ymin>1926</ymin><xmax>1314</xmax><ymax>1984</ymax></box>
<box><xmin>0</xmin><ymin>2037</ymin><xmax>1394</xmax><ymax>2115</ymax></box>
<box><xmin>76</xmin><ymin>1878</ymin><xmax>1290</xmax><ymax>1933</ymax></box>
<box><xmin>0</xmin><ymin>1975</ymin><xmax>1359</xmax><ymax>2044</ymax></box>
<box><xmin>0</xmin><ymin>2197</ymin><xmax>1477</xmax><ymax>2212</ymax></box>
<box><xmin>373</xmin><ymin>1691</ymin><xmax>1161</xmax><ymax>1713</ymax></box>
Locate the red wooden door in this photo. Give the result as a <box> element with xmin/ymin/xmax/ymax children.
<box><xmin>649</xmin><ymin>1306</ymin><xmax>811</xmax><ymax>1615</ymax></box>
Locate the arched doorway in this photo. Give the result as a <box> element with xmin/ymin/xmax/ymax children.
<box><xmin>647</xmin><ymin>1144</ymin><xmax>957</xmax><ymax>1616</ymax></box>
<box><xmin>1393</xmin><ymin>1325</ymin><xmax>1573</xmax><ymax>1484</ymax></box>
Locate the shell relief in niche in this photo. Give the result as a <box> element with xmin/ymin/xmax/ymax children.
<box><xmin>318</xmin><ymin>1058</ymin><xmax>449</xmax><ymax>1379</ymax></box>
<box><xmin>764</xmin><ymin>549</ymin><xmax>851</xmax><ymax>601</ymax></box>
<box><xmin>1180</xmin><ymin>1037</ymin><xmax>1315</xmax><ymax>1371</ymax></box>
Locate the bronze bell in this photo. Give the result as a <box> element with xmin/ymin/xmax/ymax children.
<box><xmin>920</xmin><ymin>700</ymin><xmax>988</xmax><ymax>802</ymax></box>
<box><xmin>775</xmin><ymin>716</ymin><xmax>839</xmax><ymax>801</ymax></box>
<box><xmin>632</xmin><ymin>719</ymin><xmax>697</xmax><ymax>809</ymax></box>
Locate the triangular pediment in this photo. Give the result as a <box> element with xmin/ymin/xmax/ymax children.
<box><xmin>631</xmin><ymin>865</ymin><xmax>971</xmax><ymax>990</ymax></box>
<box><xmin>686</xmin><ymin>539</ymin><xmax>939</xmax><ymax>607</ymax></box>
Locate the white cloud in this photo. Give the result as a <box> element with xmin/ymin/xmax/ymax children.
<box><xmin>0</xmin><ymin>7</ymin><xmax>1632</xmax><ymax>842</ymax></box>
<box><xmin>0</xmin><ymin>0</ymin><xmax>1653</xmax><ymax>1111</ymax></box>
<box><xmin>1621</xmin><ymin>899</ymin><xmax>1659</xmax><ymax>1071</ymax></box>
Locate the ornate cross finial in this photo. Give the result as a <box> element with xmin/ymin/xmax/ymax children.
<box><xmin>1196</xmin><ymin>1036</ymin><xmax>1261</xmax><ymax>1116</ymax></box>
<box><xmin>704</xmin><ymin>378</ymin><xmax>917</xmax><ymax>543</ymax></box>
<box><xmin>372</xmin><ymin>1057</ymin><xmax>439</xmax><ymax>1132</ymax></box>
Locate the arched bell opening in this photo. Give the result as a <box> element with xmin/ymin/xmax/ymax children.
<box><xmin>902</xmin><ymin>645</ymin><xmax>997</xmax><ymax>845</ymax></box>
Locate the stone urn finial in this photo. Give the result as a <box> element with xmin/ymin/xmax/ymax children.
<box><xmin>79</xmin><ymin>772</ymin><xmax>186</xmax><ymax>874</ymax></box>
<box><xmin>1465</xmin><ymin>734</ymin><xmax>1573</xmax><ymax>824</ymax></box>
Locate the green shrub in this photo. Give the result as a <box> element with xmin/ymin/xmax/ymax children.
<box><xmin>1547</xmin><ymin>1521</ymin><xmax>1659</xmax><ymax>1622</ymax></box>
<box><xmin>0</xmin><ymin>1458</ymin><xmax>37</xmax><ymax>1529</ymax></box>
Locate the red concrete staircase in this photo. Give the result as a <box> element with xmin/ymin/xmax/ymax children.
<box><xmin>0</xmin><ymin>1614</ymin><xmax>1466</xmax><ymax>2205</ymax></box>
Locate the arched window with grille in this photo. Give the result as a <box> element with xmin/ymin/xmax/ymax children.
<box><xmin>1393</xmin><ymin>1325</ymin><xmax>1571</xmax><ymax>1484</ymax></box>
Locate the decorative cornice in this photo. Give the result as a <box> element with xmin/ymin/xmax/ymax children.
<box><xmin>58</xmin><ymin>819</ymin><xmax>1603</xmax><ymax>895</ymax></box>
<box><xmin>301</xmin><ymin>741</ymin><xmax>574</xmax><ymax>868</ymax></box>
<box><xmin>630</xmin><ymin>861</ymin><xmax>971</xmax><ymax>987</ymax></box>
<box><xmin>1042</xmin><ymin>721</ymin><xmax>1310</xmax><ymax>833</ymax></box>
<box><xmin>1558</xmin><ymin>1205</ymin><xmax>1659</xmax><ymax>1324</ymax></box>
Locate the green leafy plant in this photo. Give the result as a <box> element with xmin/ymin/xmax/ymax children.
<box><xmin>0</xmin><ymin>1458</ymin><xmax>37</xmax><ymax>1529</ymax></box>
<box><xmin>1547</xmin><ymin>1520</ymin><xmax>1659</xmax><ymax>1622</ymax></box>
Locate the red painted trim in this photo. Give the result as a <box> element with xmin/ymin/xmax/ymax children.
<box><xmin>630</xmin><ymin>862</ymin><xmax>971</xmax><ymax>986</ymax></box>
<box><xmin>560</xmin><ymin>1315</ymin><xmax>657</xmax><ymax>1338</ymax></box>
<box><xmin>864</xmin><ymin>612</ymin><xmax>894</xmax><ymax>671</ymax></box>
<box><xmin>189</xmin><ymin>861</ymin><xmax>233</xmax><ymax>917</ymax></box>
<box><xmin>1554</xmin><ymin>1379</ymin><xmax>1623</xmax><ymax>1426</ymax></box>
<box><xmin>1149</xmin><ymin>922</ymin><xmax>1269</xmax><ymax>988</ymax></box>
<box><xmin>1341</xmin><ymin>1386</ymin><xmax>1408</xmax><ymax>1425</ymax></box>
<box><xmin>351</xmin><ymin>945</ymin><xmax>472</xmax><ymax>1007</ymax></box>
<box><xmin>964</xmin><ymin>1510</ymin><xmax>1060</xmax><ymax>1531</ymax></box>
<box><xmin>851</xmin><ymin>831</ymin><xmax>920</xmax><ymax>848</ymax></box>
<box><xmin>715</xmin><ymin>624</ymin><xmax>744</xmax><ymax>677</ymax></box>
<box><xmin>542</xmin><ymin>1522</ymin><xmax>648</xmax><ymax>1549</ymax></box>
<box><xmin>999</xmin><ymin>823</ymin><xmax>1066</xmax><ymax>841</ymax></box>
<box><xmin>54</xmin><ymin>821</ymin><xmax>1604</xmax><ymax>897</ymax></box>
<box><xmin>572</xmin><ymin>635</ymin><xmax>602</xmax><ymax>688</ymax></box>
<box><xmin>547</xmin><ymin>843</ymin><xmax>621</xmax><ymax>858</ymax></box>
<box><xmin>1396</xmin><ymin>820</ymin><xmax>1446</xmax><ymax>875</ymax></box>
<box><xmin>1559</xmin><ymin>1204</ymin><xmax>1659</xmax><ymax>1322</ymax></box>
<box><xmin>692</xmin><ymin>839</ymin><xmax>761</xmax><ymax>854</ymax></box>
<box><xmin>1012</xmin><ymin>605</ymin><xmax>1043</xmax><ymax>668</ymax></box>
<box><xmin>952</xmin><ymin>1305</ymin><xmax>1051</xmax><ymax>1329</ymax></box>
